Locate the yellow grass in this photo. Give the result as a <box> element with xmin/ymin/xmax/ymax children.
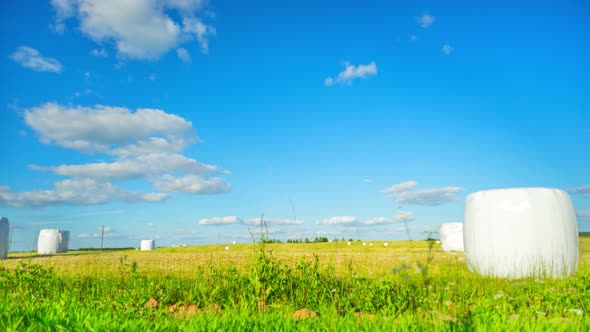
<box><xmin>3</xmin><ymin>238</ymin><xmax>589</xmax><ymax>278</ymax></box>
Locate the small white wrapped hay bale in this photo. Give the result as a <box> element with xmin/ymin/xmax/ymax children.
<box><xmin>0</xmin><ymin>217</ymin><xmax>9</xmax><ymax>259</ymax></box>
<box><xmin>38</xmin><ymin>229</ymin><xmax>69</xmax><ymax>254</ymax></box>
<box><xmin>140</xmin><ymin>239</ymin><xmax>156</xmax><ymax>251</ymax></box>
<box><xmin>464</xmin><ymin>188</ymin><xmax>578</xmax><ymax>278</ymax></box>
<box><xmin>439</xmin><ymin>223</ymin><xmax>464</xmax><ymax>252</ymax></box>
<box><xmin>347</xmin><ymin>241</ymin><xmax>351</xmax><ymax>246</ymax></box>
<box><xmin>384</xmin><ymin>242</ymin><xmax>389</xmax><ymax>247</ymax></box>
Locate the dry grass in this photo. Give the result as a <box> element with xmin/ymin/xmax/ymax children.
<box><xmin>2</xmin><ymin>238</ymin><xmax>588</xmax><ymax>277</ymax></box>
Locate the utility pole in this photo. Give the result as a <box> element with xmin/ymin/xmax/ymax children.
<box><xmin>100</xmin><ymin>225</ymin><xmax>105</xmax><ymax>250</ymax></box>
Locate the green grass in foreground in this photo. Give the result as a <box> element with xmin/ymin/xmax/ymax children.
<box><xmin>1</xmin><ymin>238</ymin><xmax>589</xmax><ymax>331</ymax></box>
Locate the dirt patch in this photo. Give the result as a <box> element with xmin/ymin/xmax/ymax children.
<box><xmin>293</xmin><ymin>308</ymin><xmax>318</xmax><ymax>320</ymax></box>
<box><xmin>144</xmin><ymin>297</ymin><xmax>159</xmax><ymax>309</ymax></box>
<box><xmin>168</xmin><ymin>304</ymin><xmax>201</xmax><ymax>319</ymax></box>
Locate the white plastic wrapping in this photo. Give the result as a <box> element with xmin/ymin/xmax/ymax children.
<box><xmin>38</xmin><ymin>229</ymin><xmax>69</xmax><ymax>254</ymax></box>
<box><xmin>464</xmin><ymin>188</ymin><xmax>578</xmax><ymax>278</ymax></box>
<box><xmin>0</xmin><ymin>217</ymin><xmax>9</xmax><ymax>259</ymax></box>
<box><xmin>140</xmin><ymin>239</ymin><xmax>155</xmax><ymax>251</ymax></box>
<box><xmin>439</xmin><ymin>223</ymin><xmax>464</xmax><ymax>252</ymax></box>
<box><xmin>58</xmin><ymin>231</ymin><xmax>70</xmax><ymax>253</ymax></box>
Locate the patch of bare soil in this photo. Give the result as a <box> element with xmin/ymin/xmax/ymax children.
<box><xmin>144</xmin><ymin>297</ymin><xmax>159</xmax><ymax>309</ymax></box>
<box><xmin>292</xmin><ymin>308</ymin><xmax>318</xmax><ymax>320</ymax></box>
<box><xmin>168</xmin><ymin>304</ymin><xmax>201</xmax><ymax>319</ymax></box>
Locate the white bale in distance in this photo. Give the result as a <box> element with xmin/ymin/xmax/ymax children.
<box><xmin>363</xmin><ymin>242</ymin><xmax>366</xmax><ymax>246</ymax></box>
<box><xmin>439</xmin><ymin>223</ymin><xmax>464</xmax><ymax>252</ymax></box>
<box><xmin>0</xmin><ymin>217</ymin><xmax>9</xmax><ymax>259</ymax></box>
<box><xmin>464</xmin><ymin>188</ymin><xmax>578</xmax><ymax>278</ymax></box>
<box><xmin>369</xmin><ymin>243</ymin><xmax>373</xmax><ymax>247</ymax></box>
<box><xmin>140</xmin><ymin>239</ymin><xmax>156</xmax><ymax>251</ymax></box>
<box><xmin>347</xmin><ymin>241</ymin><xmax>351</xmax><ymax>246</ymax></box>
<box><xmin>232</xmin><ymin>241</ymin><xmax>237</xmax><ymax>245</ymax></box>
<box><xmin>384</xmin><ymin>242</ymin><xmax>389</xmax><ymax>247</ymax></box>
<box><xmin>38</xmin><ymin>229</ymin><xmax>69</xmax><ymax>254</ymax></box>
<box><xmin>225</xmin><ymin>246</ymin><xmax>230</xmax><ymax>251</ymax></box>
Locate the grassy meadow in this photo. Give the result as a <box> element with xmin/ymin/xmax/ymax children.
<box><xmin>1</xmin><ymin>237</ymin><xmax>589</xmax><ymax>331</ymax></box>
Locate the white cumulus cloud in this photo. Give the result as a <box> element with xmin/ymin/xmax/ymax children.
<box><xmin>362</xmin><ymin>217</ymin><xmax>392</xmax><ymax>226</ymax></box>
<box><xmin>110</xmin><ymin>137</ymin><xmax>190</xmax><ymax>157</ymax></box>
<box><xmin>394</xmin><ymin>211</ymin><xmax>414</xmax><ymax>222</ymax></box>
<box><xmin>199</xmin><ymin>216</ymin><xmax>241</xmax><ymax>226</ymax></box>
<box><xmin>90</xmin><ymin>48</ymin><xmax>108</xmax><ymax>57</ymax></box>
<box><xmin>362</xmin><ymin>212</ymin><xmax>414</xmax><ymax>226</ymax></box>
<box><xmin>383</xmin><ymin>181</ymin><xmax>462</xmax><ymax>206</ymax></box>
<box><xmin>442</xmin><ymin>43</ymin><xmax>454</xmax><ymax>55</ymax></box>
<box><xmin>36</xmin><ymin>153</ymin><xmax>219</xmax><ymax>181</ymax></box>
<box><xmin>325</xmin><ymin>61</ymin><xmax>377</xmax><ymax>86</ymax></box>
<box><xmin>383</xmin><ymin>181</ymin><xmax>417</xmax><ymax>194</ymax></box>
<box><xmin>24</xmin><ymin>103</ymin><xmax>194</xmax><ymax>153</ymax></box>
<box><xmin>90</xmin><ymin>48</ymin><xmax>109</xmax><ymax>58</ymax></box>
<box><xmin>176</xmin><ymin>47</ymin><xmax>191</xmax><ymax>62</ymax></box>
<box><xmin>416</xmin><ymin>13</ymin><xmax>435</xmax><ymax>28</ymax></box>
<box><xmin>569</xmin><ymin>185</ymin><xmax>590</xmax><ymax>198</ymax></box>
<box><xmin>10</xmin><ymin>46</ymin><xmax>63</xmax><ymax>73</ymax></box>
<box><xmin>0</xmin><ymin>179</ymin><xmax>168</xmax><ymax>208</ymax></box>
<box><xmin>318</xmin><ymin>216</ymin><xmax>358</xmax><ymax>225</ymax></box>
<box><xmin>50</xmin><ymin>0</ymin><xmax>214</xmax><ymax>60</ymax></box>
<box><xmin>182</xmin><ymin>16</ymin><xmax>215</xmax><ymax>54</ymax></box>
<box><xmin>154</xmin><ymin>175</ymin><xmax>231</xmax><ymax>194</ymax></box>
<box><xmin>242</xmin><ymin>218</ymin><xmax>304</xmax><ymax>226</ymax></box>
<box><xmin>1</xmin><ymin>102</ymin><xmax>231</xmax><ymax>208</ymax></box>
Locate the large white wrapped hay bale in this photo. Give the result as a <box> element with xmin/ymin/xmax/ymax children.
<box><xmin>38</xmin><ymin>229</ymin><xmax>69</xmax><ymax>254</ymax></box>
<box><xmin>140</xmin><ymin>239</ymin><xmax>155</xmax><ymax>251</ymax></box>
<box><xmin>464</xmin><ymin>188</ymin><xmax>578</xmax><ymax>278</ymax></box>
<box><xmin>439</xmin><ymin>223</ymin><xmax>464</xmax><ymax>252</ymax></box>
<box><xmin>0</xmin><ymin>217</ymin><xmax>9</xmax><ymax>259</ymax></box>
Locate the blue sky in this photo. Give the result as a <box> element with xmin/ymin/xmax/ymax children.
<box><xmin>1</xmin><ymin>0</ymin><xmax>589</xmax><ymax>251</ymax></box>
